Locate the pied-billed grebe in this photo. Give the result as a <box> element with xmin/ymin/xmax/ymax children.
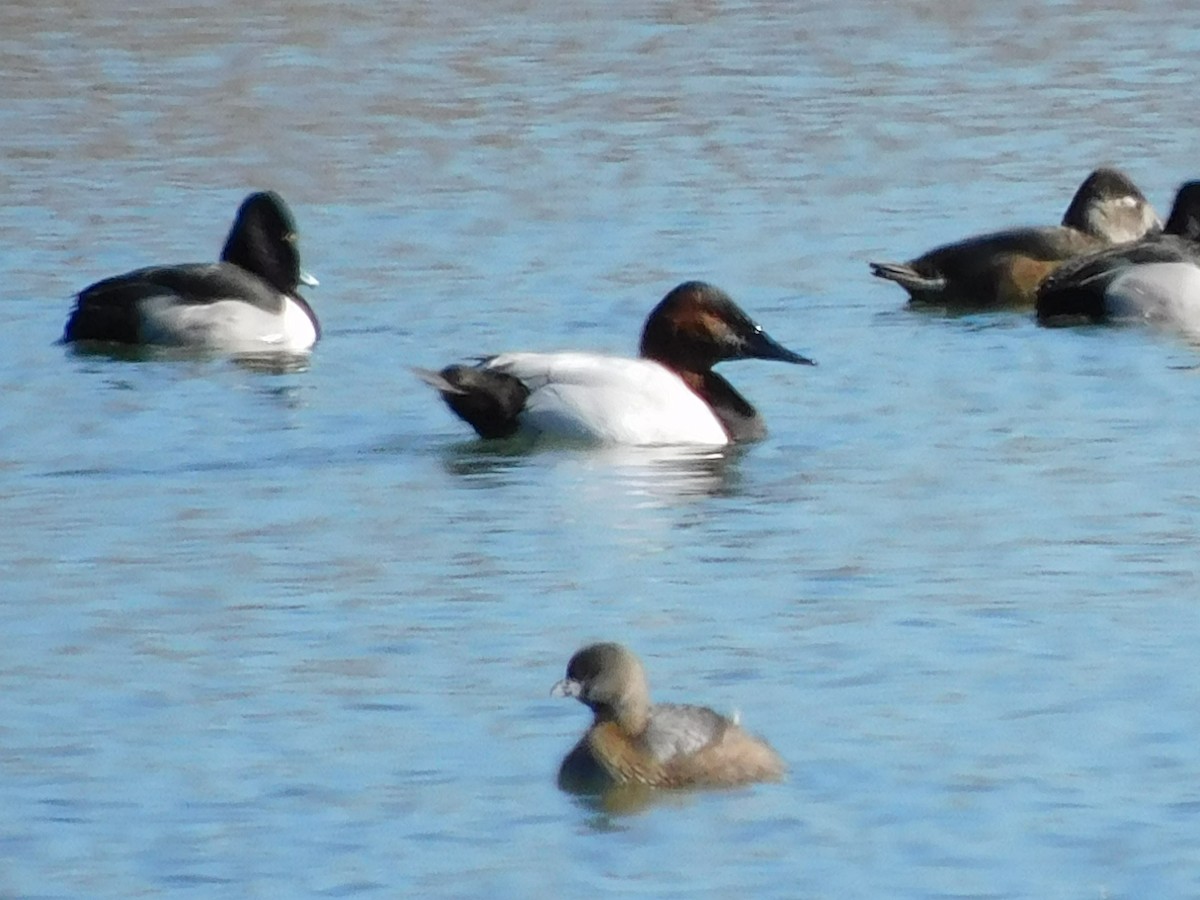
<box><xmin>551</xmin><ymin>642</ymin><xmax>785</xmax><ymax>793</ymax></box>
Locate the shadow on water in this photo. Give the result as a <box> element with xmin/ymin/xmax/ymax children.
<box><xmin>897</xmin><ymin>303</ymin><xmax>1034</xmax><ymax>331</ymax></box>
<box><xmin>1036</xmin><ymin>309</ymin><xmax>1200</xmax><ymax>360</ymax></box>
<box><xmin>569</xmin><ymin>784</ymin><xmax>686</xmax><ymax>824</ymax></box>
<box><xmin>62</xmin><ymin>341</ymin><xmax>313</xmax><ymax>375</ymax></box>
<box><xmin>567</xmin><ymin>782</ymin><xmax>759</xmax><ymax>828</ymax></box>
<box><xmin>231</xmin><ymin>352</ymin><xmax>313</xmax><ymax>375</ymax></box>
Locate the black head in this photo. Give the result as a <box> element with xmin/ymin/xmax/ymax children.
<box><xmin>220</xmin><ymin>191</ymin><xmax>308</xmax><ymax>294</ymax></box>
<box><xmin>1164</xmin><ymin>182</ymin><xmax>1200</xmax><ymax>242</ymax></box>
<box><xmin>638</xmin><ymin>281</ymin><xmax>815</xmax><ymax>373</ymax></box>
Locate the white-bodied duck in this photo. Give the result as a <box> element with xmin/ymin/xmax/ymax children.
<box><xmin>416</xmin><ymin>281</ymin><xmax>814</xmax><ymax>446</ymax></box>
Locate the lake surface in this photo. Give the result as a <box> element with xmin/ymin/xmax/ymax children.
<box><xmin>3</xmin><ymin>0</ymin><xmax>1200</xmax><ymax>896</ymax></box>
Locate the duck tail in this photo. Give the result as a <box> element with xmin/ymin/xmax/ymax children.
<box><xmin>868</xmin><ymin>261</ymin><xmax>946</xmax><ymax>294</ymax></box>
<box><xmin>413</xmin><ymin>365</ymin><xmax>530</xmax><ymax>439</ymax></box>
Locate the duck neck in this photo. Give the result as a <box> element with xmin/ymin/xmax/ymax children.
<box><xmin>602</xmin><ymin>695</ymin><xmax>650</xmax><ymax>736</ymax></box>
<box><xmin>589</xmin><ymin>687</ymin><xmax>651</xmax><ymax>735</ymax></box>
<box><xmin>222</xmin><ymin>230</ymin><xmax>299</xmax><ymax>295</ymax></box>
<box><xmin>677</xmin><ymin>369</ymin><xmax>765</xmax><ymax>443</ymax></box>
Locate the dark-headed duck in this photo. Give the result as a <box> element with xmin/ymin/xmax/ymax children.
<box><xmin>63</xmin><ymin>191</ymin><xmax>320</xmax><ymax>352</ymax></box>
<box><xmin>551</xmin><ymin>642</ymin><xmax>785</xmax><ymax>793</ymax></box>
<box><xmin>1037</xmin><ymin>181</ymin><xmax>1200</xmax><ymax>327</ymax></box>
<box><xmin>415</xmin><ymin>281</ymin><xmax>814</xmax><ymax>446</ymax></box>
<box><xmin>870</xmin><ymin>167</ymin><xmax>1160</xmax><ymax>309</ymax></box>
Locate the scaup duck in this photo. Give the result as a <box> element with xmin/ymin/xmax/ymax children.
<box><xmin>1036</xmin><ymin>181</ymin><xmax>1200</xmax><ymax>327</ymax></box>
<box><xmin>63</xmin><ymin>191</ymin><xmax>319</xmax><ymax>352</ymax></box>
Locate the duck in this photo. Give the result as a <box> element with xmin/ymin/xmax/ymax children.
<box><xmin>869</xmin><ymin>167</ymin><xmax>1161</xmax><ymax>309</ymax></box>
<box><xmin>1036</xmin><ymin>181</ymin><xmax>1200</xmax><ymax>327</ymax></box>
<box><xmin>415</xmin><ymin>281</ymin><xmax>814</xmax><ymax>446</ymax></box>
<box><xmin>550</xmin><ymin>642</ymin><xmax>786</xmax><ymax>794</ymax></box>
<box><xmin>63</xmin><ymin>191</ymin><xmax>320</xmax><ymax>352</ymax></box>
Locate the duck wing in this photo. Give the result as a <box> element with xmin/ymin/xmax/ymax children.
<box><xmin>80</xmin><ymin>263</ymin><xmax>285</xmax><ymax>311</ymax></box>
<box><xmin>641</xmin><ymin>703</ymin><xmax>730</xmax><ymax>762</ymax></box>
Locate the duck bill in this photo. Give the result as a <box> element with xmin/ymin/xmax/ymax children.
<box><xmin>743</xmin><ymin>327</ymin><xmax>816</xmax><ymax>365</ymax></box>
<box><xmin>550</xmin><ymin>677</ymin><xmax>582</xmax><ymax>699</ymax></box>
<box><xmin>299</xmin><ymin>269</ymin><xmax>319</xmax><ymax>287</ymax></box>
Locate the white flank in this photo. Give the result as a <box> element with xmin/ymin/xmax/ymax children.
<box><xmin>1106</xmin><ymin>262</ymin><xmax>1200</xmax><ymax>335</ymax></box>
<box><xmin>138</xmin><ymin>295</ymin><xmax>317</xmax><ymax>352</ymax></box>
<box><xmin>486</xmin><ymin>351</ymin><xmax>730</xmax><ymax>446</ymax></box>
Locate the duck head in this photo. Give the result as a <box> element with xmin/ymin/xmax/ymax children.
<box><xmin>221</xmin><ymin>191</ymin><xmax>317</xmax><ymax>294</ymax></box>
<box><xmin>552</xmin><ymin>642</ymin><xmax>651</xmax><ymax>732</ymax></box>
<box><xmin>638</xmin><ymin>281</ymin><xmax>815</xmax><ymax>373</ymax></box>
<box><xmin>1164</xmin><ymin>181</ymin><xmax>1200</xmax><ymax>242</ymax></box>
<box><xmin>1062</xmin><ymin>167</ymin><xmax>1160</xmax><ymax>244</ymax></box>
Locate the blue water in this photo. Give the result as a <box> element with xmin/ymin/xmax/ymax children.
<box><xmin>4</xmin><ymin>1</ymin><xmax>1200</xmax><ymax>897</ymax></box>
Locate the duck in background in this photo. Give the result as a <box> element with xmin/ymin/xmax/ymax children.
<box><xmin>1036</xmin><ymin>181</ymin><xmax>1200</xmax><ymax>331</ymax></box>
<box><xmin>870</xmin><ymin>167</ymin><xmax>1160</xmax><ymax>309</ymax></box>
<box><xmin>416</xmin><ymin>281</ymin><xmax>814</xmax><ymax>446</ymax></box>
<box><xmin>551</xmin><ymin>642</ymin><xmax>785</xmax><ymax>796</ymax></box>
<box><xmin>63</xmin><ymin>191</ymin><xmax>320</xmax><ymax>353</ymax></box>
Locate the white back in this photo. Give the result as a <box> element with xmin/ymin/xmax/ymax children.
<box><xmin>1106</xmin><ymin>262</ymin><xmax>1200</xmax><ymax>335</ymax></box>
<box><xmin>487</xmin><ymin>352</ymin><xmax>729</xmax><ymax>446</ymax></box>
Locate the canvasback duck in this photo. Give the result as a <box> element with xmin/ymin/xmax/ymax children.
<box><xmin>551</xmin><ymin>642</ymin><xmax>785</xmax><ymax>794</ymax></box>
<box><xmin>415</xmin><ymin>281</ymin><xmax>814</xmax><ymax>446</ymax></box>
<box><xmin>63</xmin><ymin>191</ymin><xmax>320</xmax><ymax>352</ymax></box>
<box><xmin>1037</xmin><ymin>181</ymin><xmax>1200</xmax><ymax>327</ymax></box>
<box><xmin>870</xmin><ymin>167</ymin><xmax>1160</xmax><ymax>309</ymax></box>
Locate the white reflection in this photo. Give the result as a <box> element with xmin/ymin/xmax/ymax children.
<box><xmin>442</xmin><ymin>440</ymin><xmax>742</xmax><ymax>505</ymax></box>
<box><xmin>582</xmin><ymin>444</ymin><xmax>741</xmax><ymax>504</ymax></box>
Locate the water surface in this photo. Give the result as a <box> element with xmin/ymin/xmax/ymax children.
<box><xmin>3</xmin><ymin>1</ymin><xmax>1200</xmax><ymax>897</ymax></box>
